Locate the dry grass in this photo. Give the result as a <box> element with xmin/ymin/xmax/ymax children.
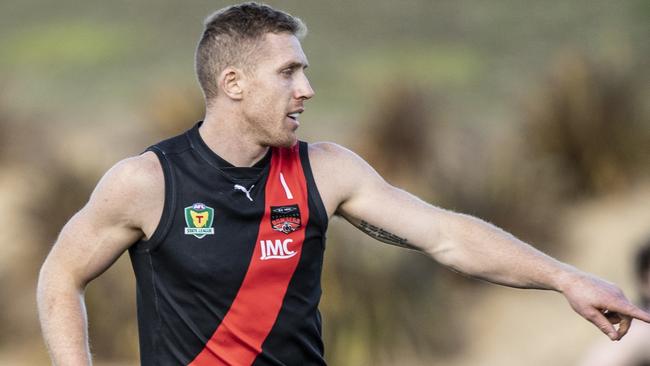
<box><xmin>523</xmin><ymin>52</ymin><xmax>650</xmax><ymax>198</ymax></box>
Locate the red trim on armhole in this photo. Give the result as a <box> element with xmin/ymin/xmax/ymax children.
<box><xmin>189</xmin><ymin>144</ymin><xmax>310</xmax><ymax>366</ymax></box>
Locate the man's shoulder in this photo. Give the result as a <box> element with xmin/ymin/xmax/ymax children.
<box><xmin>90</xmin><ymin>152</ymin><xmax>164</xmax><ymax>215</ymax></box>
<box><xmin>306</xmin><ymin>141</ymin><xmax>360</xmax><ymax>165</ymax></box>
<box><xmin>302</xmin><ymin>141</ymin><xmax>402</xmax><ymax>218</ymax></box>
<box><xmin>78</xmin><ymin>152</ymin><xmax>165</xmax><ymax>234</ymax></box>
<box><xmin>109</xmin><ymin>152</ymin><xmax>163</xmax><ymax>188</ymax></box>
<box><xmin>305</xmin><ymin>141</ymin><xmax>385</xmax><ymax>208</ymax></box>
<box><xmin>306</xmin><ymin>141</ymin><xmax>378</xmax><ymax>175</ymax></box>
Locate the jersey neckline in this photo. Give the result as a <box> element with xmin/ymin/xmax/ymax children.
<box><xmin>189</xmin><ymin>121</ymin><xmax>272</xmax><ymax>169</ymax></box>
<box><xmin>187</xmin><ymin>121</ymin><xmax>272</xmax><ymax>182</ymax></box>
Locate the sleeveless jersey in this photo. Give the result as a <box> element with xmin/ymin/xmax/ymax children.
<box><xmin>128</xmin><ymin>122</ymin><xmax>328</xmax><ymax>366</ymax></box>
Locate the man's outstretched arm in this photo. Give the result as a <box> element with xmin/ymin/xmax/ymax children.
<box><xmin>309</xmin><ymin>142</ymin><xmax>650</xmax><ymax>341</ymax></box>
<box><xmin>37</xmin><ymin>153</ymin><xmax>162</xmax><ymax>365</ymax></box>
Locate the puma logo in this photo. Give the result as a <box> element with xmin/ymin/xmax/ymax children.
<box><xmin>234</xmin><ymin>184</ymin><xmax>254</xmax><ymax>202</ymax></box>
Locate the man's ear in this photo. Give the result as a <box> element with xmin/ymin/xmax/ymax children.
<box><xmin>219</xmin><ymin>67</ymin><xmax>244</xmax><ymax>100</ymax></box>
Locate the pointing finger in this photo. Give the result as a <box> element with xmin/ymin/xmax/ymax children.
<box><xmin>629</xmin><ymin>307</ymin><xmax>650</xmax><ymax>323</ymax></box>
<box><xmin>609</xmin><ymin>302</ymin><xmax>650</xmax><ymax>323</ymax></box>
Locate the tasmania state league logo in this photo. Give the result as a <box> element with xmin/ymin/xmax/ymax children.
<box><xmin>270</xmin><ymin>204</ymin><xmax>301</xmax><ymax>234</ymax></box>
<box><xmin>184</xmin><ymin>203</ymin><xmax>215</xmax><ymax>239</ymax></box>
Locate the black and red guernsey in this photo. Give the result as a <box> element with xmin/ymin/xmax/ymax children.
<box><xmin>129</xmin><ymin>122</ymin><xmax>328</xmax><ymax>365</ymax></box>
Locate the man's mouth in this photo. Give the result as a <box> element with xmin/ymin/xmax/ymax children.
<box><xmin>286</xmin><ymin>110</ymin><xmax>303</xmax><ymax>121</ymax></box>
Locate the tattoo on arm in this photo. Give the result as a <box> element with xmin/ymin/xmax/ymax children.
<box><xmin>358</xmin><ymin>220</ymin><xmax>419</xmax><ymax>251</ymax></box>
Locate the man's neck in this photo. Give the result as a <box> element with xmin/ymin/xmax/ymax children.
<box><xmin>199</xmin><ymin>111</ymin><xmax>269</xmax><ymax>168</ymax></box>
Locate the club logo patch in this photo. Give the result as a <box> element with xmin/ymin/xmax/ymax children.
<box><xmin>270</xmin><ymin>204</ymin><xmax>301</xmax><ymax>234</ymax></box>
<box><xmin>184</xmin><ymin>203</ymin><xmax>215</xmax><ymax>239</ymax></box>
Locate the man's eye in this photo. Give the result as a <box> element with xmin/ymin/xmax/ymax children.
<box><xmin>281</xmin><ymin>69</ymin><xmax>293</xmax><ymax>76</ymax></box>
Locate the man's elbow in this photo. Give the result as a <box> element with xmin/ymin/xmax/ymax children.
<box><xmin>422</xmin><ymin>212</ymin><xmax>483</xmax><ymax>274</ymax></box>
<box><xmin>426</xmin><ymin>236</ymin><xmax>463</xmax><ymax>269</ymax></box>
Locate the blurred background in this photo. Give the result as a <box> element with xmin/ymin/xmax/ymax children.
<box><xmin>1</xmin><ymin>0</ymin><xmax>649</xmax><ymax>365</ymax></box>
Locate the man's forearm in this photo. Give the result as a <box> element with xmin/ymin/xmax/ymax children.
<box><xmin>37</xmin><ymin>264</ymin><xmax>92</xmax><ymax>366</ymax></box>
<box><xmin>428</xmin><ymin>211</ymin><xmax>580</xmax><ymax>291</ymax></box>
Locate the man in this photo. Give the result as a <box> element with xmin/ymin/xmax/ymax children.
<box><xmin>37</xmin><ymin>3</ymin><xmax>650</xmax><ymax>365</ymax></box>
<box><xmin>579</xmin><ymin>241</ymin><xmax>650</xmax><ymax>366</ymax></box>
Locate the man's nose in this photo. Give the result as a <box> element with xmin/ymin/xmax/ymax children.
<box><xmin>295</xmin><ymin>74</ymin><xmax>315</xmax><ymax>100</ymax></box>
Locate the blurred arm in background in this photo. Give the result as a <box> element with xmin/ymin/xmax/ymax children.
<box><xmin>310</xmin><ymin>141</ymin><xmax>650</xmax><ymax>341</ymax></box>
<box><xmin>36</xmin><ymin>152</ymin><xmax>162</xmax><ymax>365</ymax></box>
<box><xmin>579</xmin><ymin>320</ymin><xmax>650</xmax><ymax>366</ymax></box>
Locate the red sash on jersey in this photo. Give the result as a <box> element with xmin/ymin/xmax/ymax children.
<box><xmin>189</xmin><ymin>144</ymin><xmax>310</xmax><ymax>366</ymax></box>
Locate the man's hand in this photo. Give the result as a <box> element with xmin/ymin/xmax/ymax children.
<box><xmin>561</xmin><ymin>273</ymin><xmax>650</xmax><ymax>341</ymax></box>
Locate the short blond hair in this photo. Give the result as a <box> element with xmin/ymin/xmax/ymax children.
<box><xmin>195</xmin><ymin>2</ymin><xmax>307</xmax><ymax>100</ymax></box>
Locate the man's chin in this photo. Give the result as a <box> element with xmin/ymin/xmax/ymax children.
<box><xmin>278</xmin><ymin>137</ymin><xmax>298</xmax><ymax>148</ymax></box>
<box><xmin>265</xmin><ymin>134</ymin><xmax>297</xmax><ymax>148</ymax></box>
